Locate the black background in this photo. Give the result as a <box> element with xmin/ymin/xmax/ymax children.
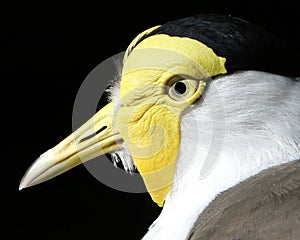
<box><xmin>12</xmin><ymin>1</ymin><xmax>299</xmax><ymax>239</ymax></box>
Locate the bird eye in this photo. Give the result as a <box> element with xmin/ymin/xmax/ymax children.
<box><xmin>174</xmin><ymin>81</ymin><xmax>187</xmax><ymax>95</ymax></box>
<box><xmin>167</xmin><ymin>76</ymin><xmax>199</xmax><ymax>101</ymax></box>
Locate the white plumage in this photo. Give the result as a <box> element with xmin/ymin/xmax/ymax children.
<box><xmin>109</xmin><ymin>70</ymin><xmax>300</xmax><ymax>239</ymax></box>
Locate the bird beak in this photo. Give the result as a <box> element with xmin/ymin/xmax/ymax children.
<box><xmin>19</xmin><ymin>102</ymin><xmax>122</xmax><ymax>190</ymax></box>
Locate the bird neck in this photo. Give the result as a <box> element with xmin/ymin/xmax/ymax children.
<box><xmin>174</xmin><ymin>70</ymin><xmax>299</xmax><ymax>191</ymax></box>
<box><xmin>144</xmin><ymin>71</ymin><xmax>300</xmax><ymax>239</ymax></box>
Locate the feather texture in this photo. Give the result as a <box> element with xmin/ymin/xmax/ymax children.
<box><xmin>188</xmin><ymin>159</ymin><xmax>300</xmax><ymax>240</ymax></box>
<box><xmin>141</xmin><ymin>71</ymin><xmax>300</xmax><ymax>239</ymax></box>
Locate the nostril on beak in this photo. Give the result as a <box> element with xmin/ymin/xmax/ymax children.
<box><xmin>79</xmin><ymin>126</ymin><xmax>107</xmax><ymax>143</ymax></box>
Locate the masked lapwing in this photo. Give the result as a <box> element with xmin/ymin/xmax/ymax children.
<box><xmin>19</xmin><ymin>14</ymin><xmax>300</xmax><ymax>240</ymax></box>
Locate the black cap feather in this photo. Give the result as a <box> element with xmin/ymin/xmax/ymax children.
<box><xmin>136</xmin><ymin>14</ymin><xmax>299</xmax><ymax>76</ymax></box>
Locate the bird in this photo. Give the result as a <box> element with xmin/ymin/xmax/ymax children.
<box><xmin>19</xmin><ymin>14</ymin><xmax>300</xmax><ymax>239</ymax></box>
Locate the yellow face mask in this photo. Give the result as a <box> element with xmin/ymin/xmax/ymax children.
<box><xmin>116</xmin><ymin>32</ymin><xmax>226</xmax><ymax>206</ymax></box>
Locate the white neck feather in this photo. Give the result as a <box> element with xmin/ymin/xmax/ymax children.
<box><xmin>142</xmin><ymin>71</ymin><xmax>300</xmax><ymax>239</ymax></box>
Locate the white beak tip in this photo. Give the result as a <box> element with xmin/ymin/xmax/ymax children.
<box><xmin>19</xmin><ymin>177</ymin><xmax>30</xmax><ymax>191</ymax></box>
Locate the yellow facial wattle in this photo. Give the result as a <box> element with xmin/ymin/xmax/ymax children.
<box><xmin>116</xmin><ymin>32</ymin><xmax>226</xmax><ymax>206</ymax></box>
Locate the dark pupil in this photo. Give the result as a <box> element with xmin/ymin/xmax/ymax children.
<box><xmin>174</xmin><ymin>81</ymin><xmax>187</xmax><ymax>94</ymax></box>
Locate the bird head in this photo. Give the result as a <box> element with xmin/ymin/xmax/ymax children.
<box><xmin>20</xmin><ymin>14</ymin><xmax>294</xmax><ymax>206</ymax></box>
<box><xmin>19</xmin><ymin>22</ymin><xmax>226</xmax><ymax>207</ymax></box>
